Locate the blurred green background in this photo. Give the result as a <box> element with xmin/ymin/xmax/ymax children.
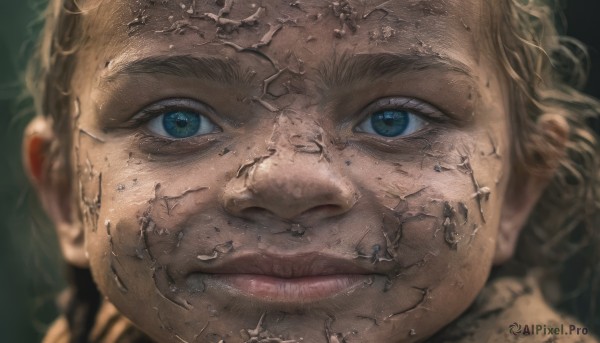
<box><xmin>0</xmin><ymin>1</ymin><xmax>598</xmax><ymax>342</ymax></box>
<box><xmin>0</xmin><ymin>1</ymin><xmax>65</xmax><ymax>342</ymax></box>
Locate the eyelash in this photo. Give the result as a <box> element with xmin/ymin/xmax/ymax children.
<box><xmin>128</xmin><ymin>99</ymin><xmax>223</xmax><ymax>155</ymax></box>
<box><xmin>358</xmin><ymin>97</ymin><xmax>445</xmax><ymax>123</ymax></box>
<box><xmin>348</xmin><ymin>97</ymin><xmax>448</xmax><ymax>151</ymax></box>
<box><xmin>355</xmin><ymin>97</ymin><xmax>445</xmax><ymax>130</ymax></box>
<box><xmin>130</xmin><ymin>99</ymin><xmax>216</xmax><ymax>127</ymax></box>
<box><xmin>128</xmin><ymin>97</ymin><xmax>446</xmax><ymax>156</ymax></box>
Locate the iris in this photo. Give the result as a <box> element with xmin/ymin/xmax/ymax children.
<box><xmin>162</xmin><ymin>111</ymin><xmax>201</xmax><ymax>138</ymax></box>
<box><xmin>370</xmin><ymin>110</ymin><xmax>410</xmax><ymax>137</ymax></box>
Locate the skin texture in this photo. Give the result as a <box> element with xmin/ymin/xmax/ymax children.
<box><xmin>23</xmin><ymin>0</ymin><xmax>565</xmax><ymax>342</ymax></box>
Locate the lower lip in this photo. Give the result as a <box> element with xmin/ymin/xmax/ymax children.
<box><xmin>210</xmin><ymin>274</ymin><xmax>369</xmax><ymax>302</ymax></box>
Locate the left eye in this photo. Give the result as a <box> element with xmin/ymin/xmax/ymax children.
<box><xmin>147</xmin><ymin>111</ymin><xmax>217</xmax><ymax>139</ymax></box>
<box><xmin>356</xmin><ymin>109</ymin><xmax>428</xmax><ymax>138</ymax></box>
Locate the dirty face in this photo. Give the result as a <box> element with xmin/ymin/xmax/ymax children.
<box><xmin>71</xmin><ymin>0</ymin><xmax>509</xmax><ymax>341</ymax></box>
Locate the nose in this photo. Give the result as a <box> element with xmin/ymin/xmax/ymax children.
<box><xmin>223</xmin><ymin>153</ymin><xmax>358</xmax><ymax>220</ymax></box>
<box><xmin>222</xmin><ymin>122</ymin><xmax>359</xmax><ymax>222</ymax></box>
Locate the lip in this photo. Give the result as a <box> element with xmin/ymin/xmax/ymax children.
<box><xmin>185</xmin><ymin>253</ymin><xmax>375</xmax><ymax>302</ymax></box>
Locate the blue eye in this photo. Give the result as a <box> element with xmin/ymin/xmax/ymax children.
<box><xmin>371</xmin><ymin>110</ymin><xmax>409</xmax><ymax>137</ymax></box>
<box><xmin>147</xmin><ymin>111</ymin><xmax>217</xmax><ymax>139</ymax></box>
<box><xmin>163</xmin><ymin>111</ymin><xmax>200</xmax><ymax>138</ymax></box>
<box><xmin>356</xmin><ymin>109</ymin><xmax>428</xmax><ymax>138</ymax></box>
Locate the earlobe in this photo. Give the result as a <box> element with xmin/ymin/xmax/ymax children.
<box><xmin>494</xmin><ymin>114</ymin><xmax>569</xmax><ymax>265</ymax></box>
<box><xmin>23</xmin><ymin>116</ymin><xmax>89</xmax><ymax>268</ymax></box>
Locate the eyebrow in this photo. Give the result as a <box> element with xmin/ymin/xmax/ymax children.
<box><xmin>102</xmin><ymin>52</ymin><xmax>472</xmax><ymax>90</ymax></box>
<box><xmin>102</xmin><ymin>55</ymin><xmax>256</xmax><ymax>85</ymax></box>
<box><xmin>316</xmin><ymin>52</ymin><xmax>473</xmax><ymax>89</ymax></box>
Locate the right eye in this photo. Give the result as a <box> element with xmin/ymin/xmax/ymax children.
<box><xmin>147</xmin><ymin>111</ymin><xmax>214</xmax><ymax>139</ymax></box>
<box><xmin>144</xmin><ymin>102</ymin><xmax>220</xmax><ymax>139</ymax></box>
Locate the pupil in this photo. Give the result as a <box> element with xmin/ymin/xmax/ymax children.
<box><xmin>176</xmin><ymin>117</ymin><xmax>188</xmax><ymax>127</ymax></box>
<box><xmin>383</xmin><ymin>117</ymin><xmax>394</xmax><ymax>126</ymax></box>
<box><xmin>371</xmin><ymin>110</ymin><xmax>409</xmax><ymax>137</ymax></box>
<box><xmin>163</xmin><ymin>111</ymin><xmax>201</xmax><ymax>138</ymax></box>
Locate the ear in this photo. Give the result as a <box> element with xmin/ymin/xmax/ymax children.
<box><xmin>23</xmin><ymin>116</ymin><xmax>89</xmax><ymax>268</ymax></box>
<box><xmin>494</xmin><ymin>114</ymin><xmax>569</xmax><ymax>265</ymax></box>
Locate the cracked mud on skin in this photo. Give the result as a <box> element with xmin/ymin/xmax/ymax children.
<box><xmin>71</xmin><ymin>0</ymin><xmax>511</xmax><ymax>342</ymax></box>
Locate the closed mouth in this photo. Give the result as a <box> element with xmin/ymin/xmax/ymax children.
<box><xmin>185</xmin><ymin>252</ymin><xmax>376</xmax><ymax>302</ymax></box>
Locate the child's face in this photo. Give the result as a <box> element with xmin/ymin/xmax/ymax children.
<box><xmin>66</xmin><ymin>0</ymin><xmax>513</xmax><ymax>341</ymax></box>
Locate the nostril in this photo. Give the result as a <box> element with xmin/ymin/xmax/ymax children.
<box><xmin>299</xmin><ymin>204</ymin><xmax>344</xmax><ymax>218</ymax></box>
<box><xmin>240</xmin><ymin>206</ymin><xmax>277</xmax><ymax>219</ymax></box>
<box><xmin>239</xmin><ymin>204</ymin><xmax>345</xmax><ymax>221</ymax></box>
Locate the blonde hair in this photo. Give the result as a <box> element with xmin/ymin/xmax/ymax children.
<box><xmin>488</xmin><ymin>0</ymin><xmax>600</xmax><ymax>325</ymax></box>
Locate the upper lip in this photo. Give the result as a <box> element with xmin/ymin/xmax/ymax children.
<box><xmin>186</xmin><ymin>252</ymin><xmax>376</xmax><ymax>279</ymax></box>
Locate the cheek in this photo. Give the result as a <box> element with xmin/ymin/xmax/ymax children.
<box><xmin>344</xmin><ymin>137</ymin><xmax>501</xmax><ymax>323</ymax></box>
<box><xmin>81</xmin><ymin>159</ymin><xmax>150</xmax><ymax>297</ymax></box>
<box><xmin>80</xmin><ymin>154</ymin><xmax>222</xmax><ymax>340</ymax></box>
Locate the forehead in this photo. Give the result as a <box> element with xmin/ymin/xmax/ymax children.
<box><xmin>79</xmin><ymin>0</ymin><xmax>486</xmax><ymax>71</ymax></box>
